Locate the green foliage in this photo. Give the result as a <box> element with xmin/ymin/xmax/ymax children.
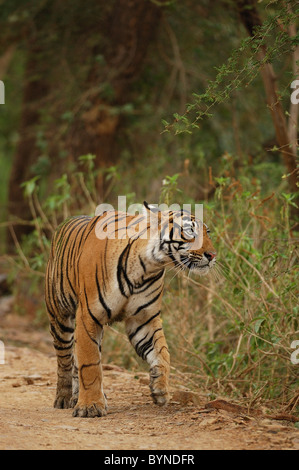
<box><xmin>160</xmin><ymin>174</ymin><xmax>298</xmax><ymax>408</ymax></box>
<box><xmin>159</xmin><ymin>174</ymin><xmax>182</xmax><ymax>205</ymax></box>
<box><xmin>5</xmin><ymin>157</ymin><xmax>298</xmax><ymax>411</ymax></box>
<box><xmin>164</xmin><ymin>2</ymin><xmax>298</xmax><ymax>134</ymax></box>
<box><xmin>1</xmin><ymin>0</ymin><xmax>298</xmax><ymax>414</ymax></box>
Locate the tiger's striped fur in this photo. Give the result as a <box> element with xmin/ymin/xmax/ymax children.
<box><xmin>45</xmin><ymin>202</ymin><xmax>216</xmax><ymax>417</ymax></box>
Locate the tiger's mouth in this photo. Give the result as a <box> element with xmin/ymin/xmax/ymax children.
<box><xmin>189</xmin><ymin>262</ymin><xmax>209</xmax><ymax>270</ymax></box>
<box><xmin>176</xmin><ymin>256</ymin><xmax>213</xmax><ymax>273</ymax></box>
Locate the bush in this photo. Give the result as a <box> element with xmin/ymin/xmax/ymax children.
<box><xmin>4</xmin><ymin>156</ymin><xmax>298</xmax><ymax>414</ymax></box>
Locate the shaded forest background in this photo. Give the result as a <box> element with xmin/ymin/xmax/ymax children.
<box><xmin>0</xmin><ymin>0</ymin><xmax>298</xmax><ymax>414</ymax></box>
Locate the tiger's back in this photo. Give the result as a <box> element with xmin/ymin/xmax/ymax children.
<box><xmin>46</xmin><ymin>215</ymin><xmax>92</xmax><ymax>320</ymax></box>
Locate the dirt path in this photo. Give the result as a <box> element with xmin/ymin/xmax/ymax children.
<box><xmin>0</xmin><ymin>310</ymin><xmax>298</xmax><ymax>450</ymax></box>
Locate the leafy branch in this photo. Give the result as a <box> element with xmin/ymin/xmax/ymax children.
<box><xmin>162</xmin><ymin>3</ymin><xmax>298</xmax><ymax>134</ymax></box>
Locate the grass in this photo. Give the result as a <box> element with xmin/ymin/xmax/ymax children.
<box><xmin>1</xmin><ymin>158</ymin><xmax>298</xmax><ymax>416</ymax></box>
<box><xmin>161</xmin><ymin>184</ymin><xmax>299</xmax><ymax>411</ymax></box>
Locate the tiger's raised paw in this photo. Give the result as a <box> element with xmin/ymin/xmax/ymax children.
<box><xmin>149</xmin><ymin>366</ymin><xmax>170</xmax><ymax>406</ymax></box>
<box><xmin>72</xmin><ymin>402</ymin><xmax>107</xmax><ymax>418</ymax></box>
<box><xmin>151</xmin><ymin>389</ymin><xmax>170</xmax><ymax>406</ymax></box>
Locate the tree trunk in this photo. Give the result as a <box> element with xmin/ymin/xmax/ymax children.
<box><xmin>7</xmin><ymin>0</ymin><xmax>164</xmax><ymax>244</ymax></box>
<box><xmin>237</xmin><ymin>0</ymin><xmax>299</xmax><ymax>224</ymax></box>
<box><xmin>67</xmin><ymin>0</ymin><xmax>163</xmax><ymax>196</ymax></box>
<box><xmin>7</xmin><ymin>43</ymin><xmax>49</xmax><ymax>248</ymax></box>
<box><xmin>257</xmin><ymin>46</ymin><xmax>298</xmax><ymax>197</ymax></box>
<box><xmin>287</xmin><ymin>4</ymin><xmax>299</xmax><ymax>154</ymax></box>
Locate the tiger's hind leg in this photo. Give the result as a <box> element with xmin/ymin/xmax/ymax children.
<box><xmin>72</xmin><ymin>303</ymin><xmax>107</xmax><ymax>418</ymax></box>
<box><xmin>48</xmin><ymin>310</ymin><xmax>75</xmax><ymax>409</ymax></box>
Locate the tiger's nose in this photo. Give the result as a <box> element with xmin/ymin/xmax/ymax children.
<box><xmin>204</xmin><ymin>252</ymin><xmax>216</xmax><ymax>262</ymax></box>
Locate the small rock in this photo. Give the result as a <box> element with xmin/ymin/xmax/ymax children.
<box><xmin>23</xmin><ymin>374</ymin><xmax>42</xmax><ymax>385</ymax></box>
<box><xmin>172</xmin><ymin>390</ymin><xmax>203</xmax><ymax>406</ymax></box>
<box><xmin>12</xmin><ymin>382</ymin><xmax>21</xmax><ymax>388</ymax></box>
<box><xmin>139</xmin><ymin>377</ymin><xmax>149</xmax><ymax>385</ymax></box>
<box><xmin>0</xmin><ymin>295</ymin><xmax>14</xmax><ymax>315</ymax></box>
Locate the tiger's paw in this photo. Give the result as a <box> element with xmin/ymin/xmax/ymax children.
<box><xmin>54</xmin><ymin>393</ymin><xmax>73</xmax><ymax>409</ymax></box>
<box><xmin>69</xmin><ymin>395</ymin><xmax>78</xmax><ymax>408</ymax></box>
<box><xmin>72</xmin><ymin>400</ymin><xmax>107</xmax><ymax>418</ymax></box>
<box><xmin>151</xmin><ymin>388</ymin><xmax>170</xmax><ymax>406</ymax></box>
<box><xmin>149</xmin><ymin>365</ymin><xmax>170</xmax><ymax>406</ymax></box>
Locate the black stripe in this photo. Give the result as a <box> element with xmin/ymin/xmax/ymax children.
<box><xmin>139</xmin><ymin>255</ymin><xmax>147</xmax><ymax>273</ymax></box>
<box><xmin>144</xmin><ymin>347</ymin><xmax>154</xmax><ymax>359</ymax></box>
<box><xmin>50</xmin><ymin>324</ymin><xmax>73</xmax><ymax>344</ymax></box>
<box><xmin>95</xmin><ymin>265</ymin><xmax>111</xmax><ymax>319</ymax></box>
<box><xmin>81</xmin><ymin>314</ymin><xmax>99</xmax><ymax>346</ymax></box>
<box><xmin>85</xmin><ymin>216</ymin><xmax>100</xmax><ymax>239</ymax></box>
<box><xmin>133</xmin><ymin>269</ymin><xmax>164</xmax><ymax>294</ymax></box>
<box><xmin>80</xmin><ymin>361</ymin><xmax>101</xmax><ymax>390</ymax></box>
<box><xmin>104</xmin><ymin>239</ymin><xmax>109</xmax><ymax>279</ymax></box>
<box><xmin>145</xmin><ymin>284</ymin><xmax>163</xmax><ymax>298</ymax></box>
<box><xmin>74</xmin><ymin>217</ymin><xmax>96</xmax><ymax>266</ymax></box>
<box><xmin>56</xmin><ymin>353</ymin><xmax>73</xmax><ymax>360</ymax></box>
<box><xmin>70</xmin><ymin>221</ymin><xmax>88</xmax><ymax>288</ymax></box>
<box><xmin>136</xmin><ymin>328</ymin><xmax>163</xmax><ymax>360</ymax></box>
<box><xmin>55</xmin><ymin>316</ymin><xmax>74</xmax><ymax>334</ymax></box>
<box><xmin>133</xmin><ymin>290</ymin><xmax>163</xmax><ymax>316</ymax></box>
<box><xmin>56</xmin><ymin>217</ymin><xmax>88</xmax><ymax>258</ymax></box>
<box><xmin>53</xmin><ymin>343</ymin><xmax>73</xmax><ymax>351</ymax></box>
<box><xmin>117</xmin><ymin>243</ymin><xmax>134</xmax><ymax>297</ymax></box>
<box><xmin>58</xmin><ymin>218</ymin><xmax>88</xmax><ymax>310</ymax></box>
<box><xmin>84</xmin><ymin>289</ymin><xmax>103</xmax><ymax>328</ymax></box>
<box><xmin>69</xmin><ymin>294</ymin><xmax>77</xmax><ymax>311</ymax></box>
<box><xmin>128</xmin><ymin>311</ymin><xmax>160</xmax><ymax>342</ymax></box>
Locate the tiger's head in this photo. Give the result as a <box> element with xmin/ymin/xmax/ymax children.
<box><xmin>143</xmin><ymin>201</ymin><xmax>216</xmax><ymax>276</ymax></box>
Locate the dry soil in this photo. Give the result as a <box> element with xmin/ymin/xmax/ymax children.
<box><xmin>0</xmin><ymin>306</ymin><xmax>298</xmax><ymax>450</ymax></box>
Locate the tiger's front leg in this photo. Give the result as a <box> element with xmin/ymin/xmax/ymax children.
<box><xmin>72</xmin><ymin>303</ymin><xmax>107</xmax><ymax>418</ymax></box>
<box><xmin>126</xmin><ymin>312</ymin><xmax>170</xmax><ymax>406</ymax></box>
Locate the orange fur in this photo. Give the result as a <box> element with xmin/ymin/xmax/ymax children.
<box><xmin>45</xmin><ymin>204</ymin><xmax>216</xmax><ymax>417</ymax></box>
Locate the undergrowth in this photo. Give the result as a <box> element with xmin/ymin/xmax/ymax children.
<box><xmin>2</xmin><ymin>154</ymin><xmax>299</xmax><ymax>415</ymax></box>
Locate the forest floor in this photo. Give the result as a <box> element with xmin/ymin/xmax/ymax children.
<box><xmin>0</xmin><ymin>297</ymin><xmax>298</xmax><ymax>451</ymax></box>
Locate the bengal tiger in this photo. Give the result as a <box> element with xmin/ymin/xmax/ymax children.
<box><xmin>45</xmin><ymin>201</ymin><xmax>216</xmax><ymax>418</ymax></box>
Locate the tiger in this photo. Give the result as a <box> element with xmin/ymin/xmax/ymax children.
<box><xmin>45</xmin><ymin>201</ymin><xmax>216</xmax><ymax>418</ymax></box>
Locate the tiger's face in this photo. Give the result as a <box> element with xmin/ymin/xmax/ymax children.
<box><xmin>144</xmin><ymin>202</ymin><xmax>216</xmax><ymax>276</ymax></box>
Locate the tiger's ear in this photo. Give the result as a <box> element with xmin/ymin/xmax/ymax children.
<box><xmin>143</xmin><ymin>201</ymin><xmax>161</xmax><ymax>222</ymax></box>
<box><xmin>143</xmin><ymin>201</ymin><xmax>160</xmax><ymax>214</ymax></box>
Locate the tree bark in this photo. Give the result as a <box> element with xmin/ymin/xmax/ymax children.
<box><xmin>7</xmin><ymin>43</ymin><xmax>49</xmax><ymax>248</ymax></box>
<box><xmin>0</xmin><ymin>45</ymin><xmax>16</xmax><ymax>77</ymax></box>
<box><xmin>67</xmin><ymin>0</ymin><xmax>164</xmax><ymax>196</ymax></box>
<box><xmin>237</xmin><ymin>0</ymin><xmax>299</xmax><ymax>224</ymax></box>
<box><xmin>7</xmin><ymin>0</ymin><xmax>165</xmax><ymax>244</ymax></box>
<box><xmin>287</xmin><ymin>4</ymin><xmax>299</xmax><ymax>154</ymax></box>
